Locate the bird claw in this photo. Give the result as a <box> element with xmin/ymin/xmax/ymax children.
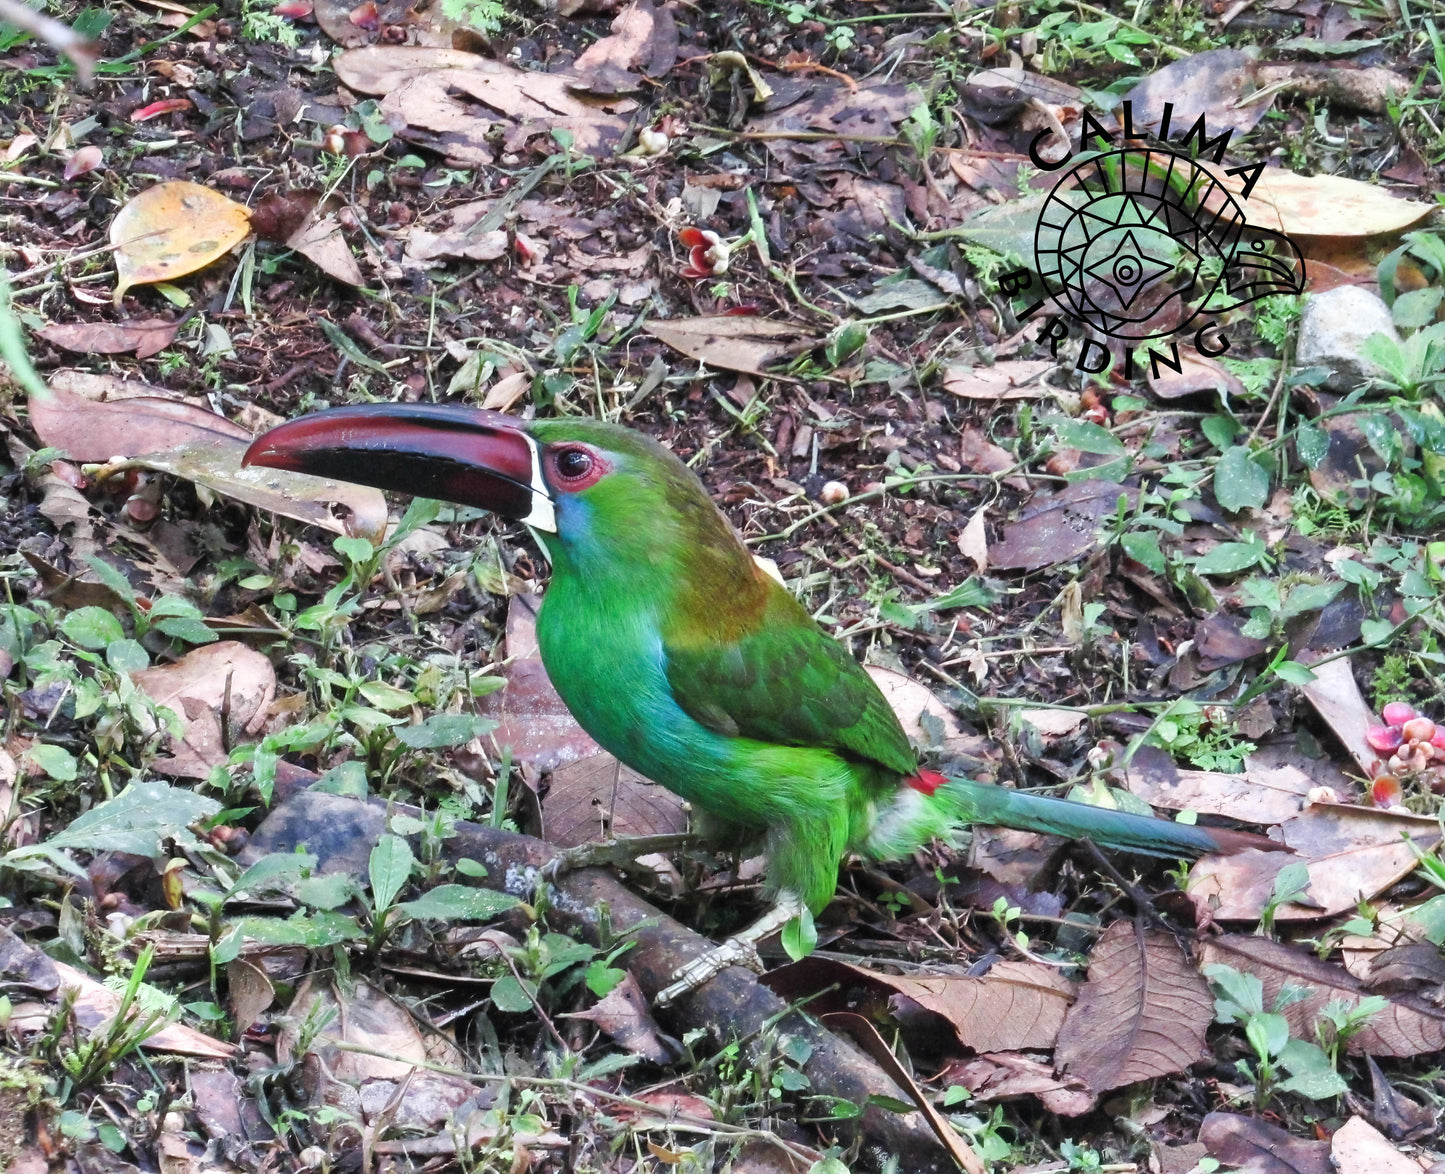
<box><xmin>541</xmin><ymin>832</ymin><xmax>696</xmax><ymax>885</ymax></box>
<box><xmin>654</xmin><ymin>937</ymin><xmax>764</xmax><ymax>1007</ymax></box>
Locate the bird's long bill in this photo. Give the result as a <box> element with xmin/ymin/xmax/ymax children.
<box><xmin>242</xmin><ymin>403</ymin><xmax>557</xmax><ymax>531</ymax></box>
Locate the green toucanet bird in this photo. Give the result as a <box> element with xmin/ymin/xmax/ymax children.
<box><xmin>245</xmin><ymin>405</ymin><xmax>1261</xmax><ymax>1003</ymax></box>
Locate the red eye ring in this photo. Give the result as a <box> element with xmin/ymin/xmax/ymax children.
<box><xmin>548</xmin><ymin>445</ymin><xmax>609</xmax><ymax>490</ymax></box>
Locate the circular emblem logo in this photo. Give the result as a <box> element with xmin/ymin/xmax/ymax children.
<box><xmin>1034</xmin><ymin>147</ymin><xmax>1250</xmax><ymax>343</ymax></box>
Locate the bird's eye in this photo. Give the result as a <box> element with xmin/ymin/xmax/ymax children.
<box><xmin>554</xmin><ymin>448</ymin><xmax>593</xmax><ymax>480</ymax></box>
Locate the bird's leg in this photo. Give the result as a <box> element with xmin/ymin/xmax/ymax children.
<box><xmin>543</xmin><ymin>832</ymin><xmax>700</xmax><ymax>881</ymax></box>
<box><xmin>654</xmin><ymin>890</ymin><xmax>806</xmax><ymax>1007</ymax></box>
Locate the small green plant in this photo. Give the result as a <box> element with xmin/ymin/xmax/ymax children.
<box><xmin>1372</xmin><ymin>653</ymin><xmax>1417</xmax><ymax>712</ymax></box>
<box><xmin>436</xmin><ymin>0</ymin><xmax>505</xmax><ymax>36</ymax></box>
<box><xmin>241</xmin><ymin>0</ymin><xmax>302</xmax><ymax>45</ymax></box>
<box><xmin>1238</xmin><ymin>576</ymin><xmax>1342</xmax><ymax>641</ymax></box>
<box><xmin>46</xmin><ymin>945</ymin><xmax>176</xmax><ymax>1096</ymax></box>
<box><xmin>1254</xmin><ymin>294</ymin><xmax>1303</xmax><ymax>350</ymax></box>
<box><xmin>1145</xmin><ymin>702</ymin><xmax>1256</xmax><ymax>773</ymax></box>
<box><xmin>1204</xmin><ymin>963</ymin><xmax>1349</xmax><ymax>1109</ymax></box>
<box><xmin>1258</xmin><ymin>860</ymin><xmax>1311</xmax><ymax>938</ymax></box>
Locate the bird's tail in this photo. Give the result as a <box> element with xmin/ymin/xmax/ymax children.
<box><xmin>863</xmin><ymin>771</ymin><xmax>1275</xmax><ymax>862</ymax></box>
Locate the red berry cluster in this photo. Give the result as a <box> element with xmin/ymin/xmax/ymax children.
<box><xmin>1366</xmin><ymin>702</ymin><xmax>1445</xmax><ymax>806</ymax></box>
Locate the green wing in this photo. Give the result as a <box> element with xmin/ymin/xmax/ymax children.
<box><xmin>662</xmin><ymin>587</ymin><xmax>917</xmax><ymax>777</ymax></box>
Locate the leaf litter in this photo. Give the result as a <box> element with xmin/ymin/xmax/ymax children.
<box><xmin>2</xmin><ymin>0</ymin><xmax>1444</xmax><ymax>1169</ymax></box>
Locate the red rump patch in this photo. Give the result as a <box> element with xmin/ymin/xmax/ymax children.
<box><xmin>905</xmin><ymin>769</ymin><xmax>948</xmax><ymax>796</ymax></box>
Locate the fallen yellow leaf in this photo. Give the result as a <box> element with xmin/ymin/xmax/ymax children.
<box><xmin>110</xmin><ymin>181</ymin><xmax>252</xmax><ymax>304</ymax></box>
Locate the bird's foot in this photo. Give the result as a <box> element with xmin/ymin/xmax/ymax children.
<box><xmin>655</xmin><ymin>938</ymin><xmax>765</xmax><ymax>1007</ymax></box>
<box><xmin>541</xmin><ymin>832</ymin><xmax>697</xmax><ymax>883</ymax></box>
<box><xmin>653</xmin><ymin>891</ymin><xmax>807</xmax><ymax>1007</ymax></box>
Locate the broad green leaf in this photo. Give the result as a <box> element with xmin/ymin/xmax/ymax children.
<box><xmin>1360</xmin><ymin>618</ymin><xmax>1395</xmax><ymax>645</ymax></box>
<box><xmin>228</xmin><ymin>912</ymin><xmax>365</xmax><ymax>949</ymax></box>
<box><xmin>106</xmin><ymin>638</ymin><xmax>149</xmax><ymax>672</ymax></box>
<box><xmin>27</xmin><ymin>743</ymin><xmax>77</xmax><ymax>782</ymax></box>
<box><xmin>46</xmin><ymin>780</ymin><xmax>218</xmax><ymax>855</ymax></box>
<box><xmin>359</xmin><ymin>681</ymin><xmax>417</xmax><ymax>711</ymax></box>
<box><xmin>780</xmin><ymin>908</ymin><xmax>818</xmax><ymax>962</ymax></box>
<box><xmin>368</xmin><ymin>834</ymin><xmax>414</xmax><ymax>913</ymax></box>
<box><xmin>1121</xmin><ymin>531</ymin><xmax>1166</xmax><ymax>575</ymax></box>
<box><xmin>154</xmin><ymin>615</ymin><xmax>217</xmax><ymax>645</ymax></box>
<box><xmin>1392</xmin><ymin>286</ymin><xmax>1442</xmax><ymax>328</ymax></box>
<box><xmin>334</xmin><ymin>535</ymin><xmax>376</xmax><ymax>565</ymax></box>
<box><xmin>1053</xmin><ymin>418</ymin><xmax>1126</xmax><ymax>457</ymax></box>
<box><xmin>1277</xmin><ymin>1038</ymin><xmax>1349</xmax><ymax>1100</ymax></box>
<box><xmin>86</xmin><ymin>556</ymin><xmax>137</xmax><ymax>604</ymax></box>
<box><xmin>1214</xmin><ymin>446</ymin><xmax>1270</xmax><ymax>513</ymax></box>
<box><xmin>224</xmin><ymin>852</ymin><xmax>316</xmax><ymax>901</ymax></box>
<box><xmin>339</xmin><ymin>704</ymin><xmax>403</xmax><ymax>733</ymax></box>
<box><xmin>1295</xmin><ymin>422</ymin><xmax>1329</xmax><ymax>469</ymax></box>
<box><xmin>584</xmin><ymin>959</ymin><xmax>626</xmax><ymax>997</ymax></box>
<box><xmin>491</xmin><ymin>974</ymin><xmax>536</xmax><ymax>1013</ymax></box>
<box><xmin>60</xmin><ymin>606</ymin><xmax>124</xmax><ymax>650</ymax></box>
<box><xmin>296</xmin><ymin>873</ymin><xmax>361</xmax><ymax>910</ymax></box>
<box><xmin>395</xmin><ymin>713</ymin><xmax>495</xmax><ymax>749</ymax></box>
<box><xmin>397</xmin><ymin>884</ymin><xmax>521</xmax><ymax>922</ymax></box>
<box><xmin>1193</xmin><ymin>541</ymin><xmax>1268</xmax><ymax>576</ymax></box>
<box><xmin>1274</xmin><ymin>660</ymin><xmax>1317</xmax><ymax>685</ymax></box>
<box><xmin>925</xmin><ymin>577</ymin><xmax>1001</xmax><ymax>611</ymax></box>
<box><xmin>1202</xmin><ymin>414</ymin><xmax>1238</xmax><ymax>451</ymax></box>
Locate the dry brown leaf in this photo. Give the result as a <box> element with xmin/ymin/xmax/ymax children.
<box><xmin>35</xmin><ymin>319</ymin><xmax>180</xmax><ymax>359</ymax></box>
<box><xmin>643</xmin><ymin>316</ymin><xmax>814</xmax><ymax>377</ymax></box>
<box><xmin>989</xmin><ymin>481</ymin><xmax>1137</xmax><ymax>572</ymax></box>
<box><xmin>335</xmin><ymin>47</ymin><xmax>637</xmax><ymax>160</ymax></box>
<box><xmin>277</xmin><ymin>977</ymin><xmax>474</xmax><ymax>1133</ymax></box>
<box><xmin>481</xmin><ymin>370</ymin><xmax>530</xmax><ymax>412</ymax></box>
<box><xmin>888</xmin><ymin>961</ymin><xmax>1074</xmax><ymax>1052</ymax></box>
<box><xmin>1329</xmin><ymin>1116</ymin><xmax>1419</xmax><ymax>1174</ymax></box>
<box><xmin>288</xmin><ymin>210</ymin><xmax>363</xmax><ymax>287</ymax></box>
<box><xmin>406</xmin><ymin>225</ymin><xmax>509</xmax><ymax>264</ymax></box>
<box><xmin>1017</xmin><ymin>708</ymin><xmax>1085</xmax><ymax>737</ymax></box>
<box><xmin>1298</xmin><ymin>654</ymin><xmax>1377</xmax><ymax>776</ymax></box>
<box><xmin>1201</xmin><ymin>935</ymin><xmax>1445</xmax><ymax>1057</ymax></box>
<box><xmin>1123</xmin><ymin>743</ymin><xmax>1356</xmax><ymax>825</ymax></box>
<box><xmin>226</xmin><ymin>957</ymin><xmax>275</xmax><ymax>1037</ymax></box>
<box><xmin>132</xmin><ymin>642</ymin><xmax>276</xmax><ymax>778</ymax></box>
<box><xmin>957</xmin><ymin>506</ymin><xmax>988</xmax><ymax>573</ymax></box>
<box><xmin>279</xmin><ymin>975</ymin><xmax>466</xmax><ymax>1073</ymax></box>
<box><xmin>1055</xmin><ymin>921</ymin><xmax>1211</xmax><ymax>1093</ymax></box>
<box><xmin>762</xmin><ymin>956</ymin><xmax>1072</xmax><ymax>1052</ymax></box>
<box><xmin>1189</xmin><ymin>804</ymin><xmax>1438</xmax><ymax>922</ymax></box>
<box><xmin>822</xmin><ymin>1011</ymin><xmax>987</xmax><ymax>1174</ymax></box>
<box><xmin>572</xmin><ymin>0</ymin><xmax>657</xmax><ymax>89</ymax></box>
<box><xmin>109</xmin><ymin>182</ymin><xmax>252</xmax><ymax>303</ymax></box>
<box><xmin>1123</xmin><ymin>50</ymin><xmax>1272</xmax><ymax>138</ymax></box>
<box><xmin>1221</xmin><ymin>169</ymin><xmax>1435</xmax><ymax>238</ymax></box>
<box><xmin>26</xmin><ymin>379</ymin><xmax>389</xmax><ymax>540</ymax></box>
<box><xmin>942</xmin><ymin>360</ymin><xmax>1053</xmax><ymax>400</ymax></box>
<box><xmin>1199</xmin><ymin>1111</ymin><xmax>1332</xmax><ymax>1174</ymax></box>
<box><xmin>864</xmin><ymin>665</ymin><xmax>962</xmax><ymax>744</ymax></box>
<box><xmin>1147</xmin><ymin>347</ymin><xmax>1247</xmax><ymax>401</ymax></box>
<box><xmin>564</xmin><ymin>972</ymin><xmax>672</xmax><ymax>1061</ymax></box>
<box><xmin>543</xmin><ymin>753</ymin><xmax>687</xmax><ymax>848</ymax></box>
<box><xmin>946</xmin><ymin>1053</ymin><xmax>1095</xmax><ymax>1116</ymax></box>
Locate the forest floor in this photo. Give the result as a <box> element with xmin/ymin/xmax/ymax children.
<box><xmin>3</xmin><ymin>0</ymin><xmax>1445</xmax><ymax>1171</ymax></box>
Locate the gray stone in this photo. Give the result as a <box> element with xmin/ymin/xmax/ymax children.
<box><xmin>1294</xmin><ymin>285</ymin><xmax>1398</xmax><ymax>390</ymax></box>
